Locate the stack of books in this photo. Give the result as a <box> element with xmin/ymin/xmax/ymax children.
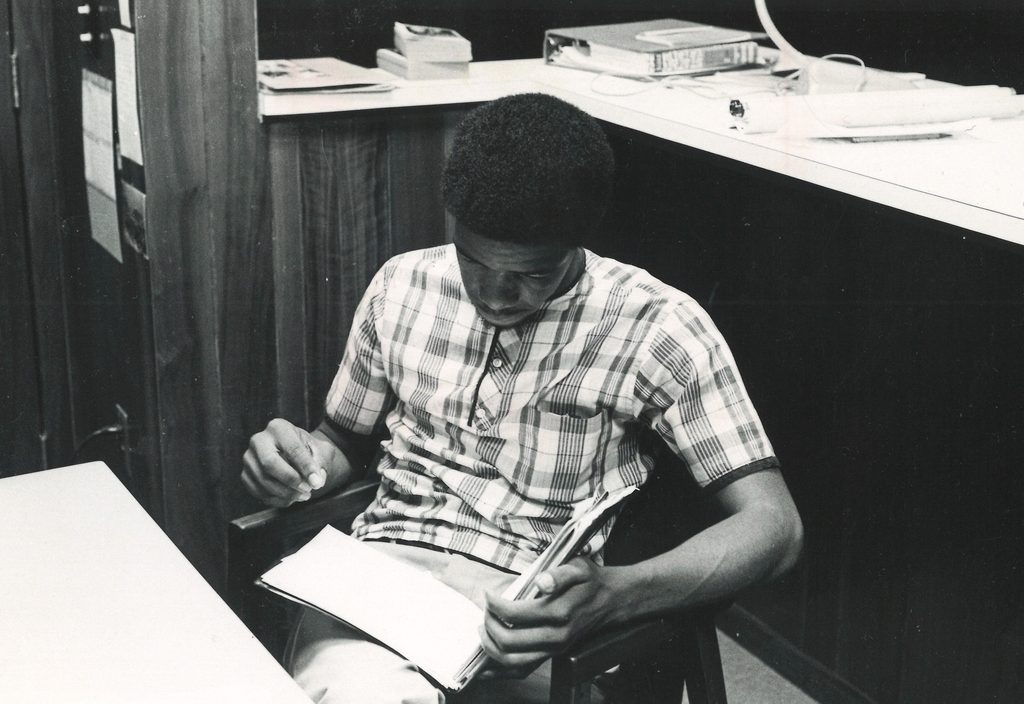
<box><xmin>544</xmin><ymin>18</ymin><xmax>764</xmax><ymax>77</ymax></box>
<box><xmin>377</xmin><ymin>22</ymin><xmax>472</xmax><ymax>80</ymax></box>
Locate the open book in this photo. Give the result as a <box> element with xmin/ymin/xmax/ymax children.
<box><xmin>257</xmin><ymin>485</ymin><xmax>637</xmax><ymax>691</ymax></box>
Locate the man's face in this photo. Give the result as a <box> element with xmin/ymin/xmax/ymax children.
<box><xmin>453</xmin><ymin>226</ymin><xmax>582</xmax><ymax>328</ymax></box>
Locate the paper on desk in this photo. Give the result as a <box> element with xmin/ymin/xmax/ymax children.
<box><xmin>731</xmin><ymin>86</ymin><xmax>1024</xmax><ymax>138</ymax></box>
<box><xmin>258</xmin><ymin>58</ymin><xmax>395</xmax><ymax>93</ymax></box>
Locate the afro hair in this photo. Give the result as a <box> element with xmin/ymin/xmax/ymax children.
<box><xmin>442</xmin><ymin>93</ymin><xmax>615</xmax><ymax>247</ymax></box>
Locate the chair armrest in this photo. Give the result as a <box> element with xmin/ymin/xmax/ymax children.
<box><xmin>229</xmin><ymin>479</ymin><xmax>379</xmax><ymax>544</ymax></box>
<box><xmin>553</xmin><ymin>617</ymin><xmax>684</xmax><ymax>685</ymax></box>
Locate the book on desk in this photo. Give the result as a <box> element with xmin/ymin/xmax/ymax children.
<box><xmin>544</xmin><ymin>18</ymin><xmax>764</xmax><ymax>77</ymax></box>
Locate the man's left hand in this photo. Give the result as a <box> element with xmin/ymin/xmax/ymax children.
<box><xmin>479</xmin><ymin>557</ymin><xmax>623</xmax><ymax>678</ymax></box>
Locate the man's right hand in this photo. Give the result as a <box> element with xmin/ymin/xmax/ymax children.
<box><xmin>242</xmin><ymin>418</ymin><xmax>337</xmax><ymax>507</ymax></box>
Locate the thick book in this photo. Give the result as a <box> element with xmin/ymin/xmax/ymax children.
<box><xmin>257</xmin><ymin>485</ymin><xmax>637</xmax><ymax>691</ymax></box>
<box><xmin>257</xmin><ymin>58</ymin><xmax>394</xmax><ymax>94</ymax></box>
<box><xmin>394</xmin><ymin>22</ymin><xmax>473</xmax><ymax>63</ymax></box>
<box><xmin>544</xmin><ymin>18</ymin><xmax>763</xmax><ymax>76</ymax></box>
<box><xmin>376</xmin><ymin>48</ymin><xmax>470</xmax><ymax>81</ymax></box>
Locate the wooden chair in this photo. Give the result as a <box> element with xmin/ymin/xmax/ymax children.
<box><xmin>227</xmin><ymin>447</ymin><xmax>728</xmax><ymax>704</ymax></box>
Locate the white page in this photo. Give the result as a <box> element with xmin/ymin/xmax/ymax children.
<box><xmin>112</xmin><ymin>29</ymin><xmax>143</xmax><ymax>165</ymax></box>
<box><xmin>118</xmin><ymin>0</ymin><xmax>132</xmax><ymax>29</ymax></box>
<box><xmin>260</xmin><ymin>527</ymin><xmax>483</xmax><ymax>689</ymax></box>
<box><xmin>81</xmin><ymin>69</ymin><xmax>122</xmax><ymax>262</ymax></box>
<box><xmin>81</xmin><ymin>70</ymin><xmax>116</xmax><ymax>199</ymax></box>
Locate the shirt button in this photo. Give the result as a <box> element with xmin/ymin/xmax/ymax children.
<box><xmin>475</xmin><ymin>407</ymin><xmax>486</xmax><ymax>416</ymax></box>
<box><xmin>491</xmin><ymin>358</ymin><xmax>503</xmax><ymax>369</ymax></box>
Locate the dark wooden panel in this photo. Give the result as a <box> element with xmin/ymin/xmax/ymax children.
<box><xmin>9</xmin><ymin>0</ymin><xmax>75</xmax><ymax>467</ymax></box>
<box><xmin>602</xmin><ymin>128</ymin><xmax>1024</xmax><ymax>704</ymax></box>
<box><xmin>135</xmin><ymin>0</ymin><xmax>226</xmax><ymax>583</ymax></box>
<box><xmin>272</xmin><ymin>119</ymin><xmax>395</xmax><ymax>426</ymax></box>
<box><xmin>196</xmin><ymin>0</ymin><xmax>280</xmax><ymax>532</ymax></box>
<box><xmin>0</xmin><ymin>220</ymin><xmax>40</xmax><ymax>475</ymax></box>
<box><xmin>0</xmin><ymin>0</ymin><xmax>43</xmax><ymax>474</ymax></box>
<box><xmin>269</xmin><ymin>122</ymin><xmax>311</xmax><ymax>426</ymax></box>
<box><xmin>386</xmin><ymin>109</ymin><xmax>465</xmax><ymax>254</ymax></box>
<box><xmin>268</xmin><ymin>113</ymin><xmax>456</xmax><ymax>430</ymax></box>
<box><xmin>298</xmin><ymin>120</ymin><xmax>391</xmax><ymax>423</ymax></box>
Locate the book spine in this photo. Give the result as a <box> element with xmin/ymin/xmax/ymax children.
<box><xmin>654</xmin><ymin>41</ymin><xmax>758</xmax><ymax>73</ymax></box>
<box><xmin>589</xmin><ymin>40</ymin><xmax>758</xmax><ymax>74</ymax></box>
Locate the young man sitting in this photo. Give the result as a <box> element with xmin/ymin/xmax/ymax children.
<box><xmin>242</xmin><ymin>93</ymin><xmax>803</xmax><ymax>704</ymax></box>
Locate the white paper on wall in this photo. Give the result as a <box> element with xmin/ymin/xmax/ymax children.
<box><xmin>112</xmin><ymin>28</ymin><xmax>143</xmax><ymax>165</ymax></box>
<box><xmin>81</xmin><ymin>69</ymin><xmax>116</xmax><ymax>199</ymax></box>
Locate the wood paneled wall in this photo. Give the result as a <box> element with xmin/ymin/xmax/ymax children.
<box><xmin>133</xmin><ymin>0</ymin><xmax>276</xmax><ymax>580</ymax></box>
<box><xmin>6</xmin><ymin>0</ymin><xmax>76</xmax><ymax>469</ymax></box>
<box><xmin>268</xmin><ymin>109</ymin><xmax>459</xmax><ymax>427</ymax></box>
<box><xmin>0</xmin><ymin>0</ymin><xmax>42</xmax><ymax>474</ymax></box>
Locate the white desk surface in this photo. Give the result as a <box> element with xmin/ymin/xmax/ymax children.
<box><xmin>0</xmin><ymin>463</ymin><xmax>312</xmax><ymax>704</ymax></box>
<box><xmin>260</xmin><ymin>59</ymin><xmax>1024</xmax><ymax>248</ymax></box>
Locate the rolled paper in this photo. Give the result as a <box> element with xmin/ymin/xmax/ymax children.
<box><xmin>731</xmin><ymin>86</ymin><xmax>1023</xmax><ymax>135</ymax></box>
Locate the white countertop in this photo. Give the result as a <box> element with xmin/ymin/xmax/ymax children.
<box><xmin>259</xmin><ymin>59</ymin><xmax>1024</xmax><ymax>247</ymax></box>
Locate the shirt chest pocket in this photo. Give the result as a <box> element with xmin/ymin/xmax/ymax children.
<box><xmin>492</xmin><ymin>407</ymin><xmax>607</xmax><ymax>506</ymax></box>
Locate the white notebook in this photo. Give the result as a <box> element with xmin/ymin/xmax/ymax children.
<box><xmin>258</xmin><ymin>485</ymin><xmax>637</xmax><ymax>691</ymax></box>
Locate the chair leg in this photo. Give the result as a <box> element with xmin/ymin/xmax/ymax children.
<box><xmin>680</xmin><ymin>618</ymin><xmax>727</xmax><ymax>704</ymax></box>
<box><xmin>549</xmin><ymin>656</ymin><xmax>592</xmax><ymax>704</ymax></box>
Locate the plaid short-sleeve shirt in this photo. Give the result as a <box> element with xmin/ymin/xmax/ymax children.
<box><xmin>325</xmin><ymin>245</ymin><xmax>777</xmax><ymax>573</ymax></box>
